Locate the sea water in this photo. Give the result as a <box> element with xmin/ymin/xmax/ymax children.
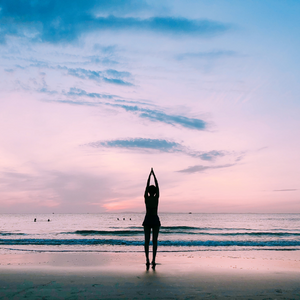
<box><xmin>0</xmin><ymin>213</ymin><xmax>300</xmax><ymax>254</ymax></box>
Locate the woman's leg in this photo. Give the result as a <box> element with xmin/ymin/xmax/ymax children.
<box><xmin>152</xmin><ymin>226</ymin><xmax>160</xmax><ymax>265</ymax></box>
<box><xmin>144</xmin><ymin>226</ymin><xmax>151</xmax><ymax>264</ymax></box>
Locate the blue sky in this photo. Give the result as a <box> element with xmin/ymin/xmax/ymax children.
<box><xmin>0</xmin><ymin>0</ymin><xmax>300</xmax><ymax>213</ymax></box>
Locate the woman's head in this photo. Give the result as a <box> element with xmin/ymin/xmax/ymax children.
<box><xmin>147</xmin><ymin>185</ymin><xmax>157</xmax><ymax>196</ymax></box>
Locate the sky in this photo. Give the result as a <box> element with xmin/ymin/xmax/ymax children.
<box><xmin>1</xmin><ymin>0</ymin><xmax>300</xmax><ymax>213</ymax></box>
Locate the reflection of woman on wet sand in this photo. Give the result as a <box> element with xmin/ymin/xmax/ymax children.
<box><xmin>143</xmin><ymin>168</ymin><xmax>161</xmax><ymax>268</ymax></box>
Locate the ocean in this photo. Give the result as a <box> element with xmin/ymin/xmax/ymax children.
<box><xmin>1</xmin><ymin>213</ymin><xmax>300</xmax><ymax>254</ymax></box>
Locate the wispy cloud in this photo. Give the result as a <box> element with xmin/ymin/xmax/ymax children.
<box><xmin>66</xmin><ymin>88</ymin><xmax>114</xmax><ymax>99</ymax></box>
<box><xmin>38</xmin><ymin>87</ymin><xmax>58</xmax><ymax>95</ymax></box>
<box><xmin>273</xmin><ymin>189</ymin><xmax>298</xmax><ymax>192</ymax></box>
<box><xmin>86</xmin><ymin>138</ymin><xmax>232</xmax><ymax>163</ymax></box>
<box><xmin>103</xmin><ymin>78</ymin><xmax>132</xmax><ymax>86</ymax></box>
<box><xmin>191</xmin><ymin>150</ymin><xmax>226</xmax><ymax>161</ymax></box>
<box><xmin>8</xmin><ymin>59</ymin><xmax>133</xmax><ymax>86</ymax></box>
<box><xmin>45</xmin><ymin>87</ymin><xmax>208</xmax><ymax>130</ymax></box>
<box><xmin>57</xmin><ymin>66</ymin><xmax>133</xmax><ymax>86</ymax></box>
<box><xmin>176</xmin><ymin>50</ymin><xmax>237</xmax><ymax>61</ymax></box>
<box><xmin>88</xmin><ymin>138</ymin><xmax>180</xmax><ymax>152</ymax></box>
<box><xmin>109</xmin><ymin>104</ymin><xmax>207</xmax><ymax>130</ymax></box>
<box><xmin>65</xmin><ymin>88</ymin><xmax>152</xmax><ymax>106</ymax></box>
<box><xmin>0</xmin><ymin>1</ymin><xmax>231</xmax><ymax>44</ymax></box>
<box><xmin>138</xmin><ymin>110</ymin><xmax>206</xmax><ymax>130</ymax></box>
<box><xmin>46</xmin><ymin>99</ymin><xmax>97</xmax><ymax>107</ymax></box>
<box><xmin>177</xmin><ymin>164</ymin><xmax>236</xmax><ymax>173</ymax></box>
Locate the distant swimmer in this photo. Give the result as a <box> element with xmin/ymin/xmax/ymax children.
<box><xmin>117</xmin><ymin>218</ymin><xmax>119</xmax><ymax>220</ymax></box>
<box><xmin>143</xmin><ymin>168</ymin><xmax>160</xmax><ymax>269</ymax></box>
<box><xmin>34</xmin><ymin>218</ymin><xmax>36</xmax><ymax>222</ymax></box>
<box><xmin>48</xmin><ymin>219</ymin><xmax>50</xmax><ymax>222</ymax></box>
<box><xmin>123</xmin><ymin>218</ymin><xmax>125</xmax><ymax>220</ymax></box>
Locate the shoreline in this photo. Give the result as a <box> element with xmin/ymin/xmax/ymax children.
<box><xmin>1</xmin><ymin>250</ymin><xmax>299</xmax><ymax>299</ymax></box>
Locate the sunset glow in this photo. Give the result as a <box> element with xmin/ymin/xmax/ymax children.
<box><xmin>0</xmin><ymin>1</ymin><xmax>300</xmax><ymax>213</ymax></box>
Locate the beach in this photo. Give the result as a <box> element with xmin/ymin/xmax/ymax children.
<box><xmin>2</xmin><ymin>0</ymin><xmax>300</xmax><ymax>297</ymax></box>
<box><xmin>1</xmin><ymin>251</ymin><xmax>299</xmax><ymax>299</ymax></box>
<box><xmin>1</xmin><ymin>213</ymin><xmax>300</xmax><ymax>299</ymax></box>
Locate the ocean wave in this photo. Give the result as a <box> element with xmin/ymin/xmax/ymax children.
<box><xmin>129</xmin><ymin>226</ymin><xmax>253</xmax><ymax>231</ymax></box>
<box><xmin>129</xmin><ymin>226</ymin><xmax>300</xmax><ymax>232</ymax></box>
<box><xmin>160</xmin><ymin>231</ymin><xmax>300</xmax><ymax>236</ymax></box>
<box><xmin>1</xmin><ymin>238</ymin><xmax>300</xmax><ymax>247</ymax></box>
<box><xmin>61</xmin><ymin>229</ymin><xmax>300</xmax><ymax>237</ymax></box>
<box><xmin>72</xmin><ymin>230</ymin><xmax>143</xmax><ymax>236</ymax></box>
<box><xmin>188</xmin><ymin>232</ymin><xmax>300</xmax><ymax>236</ymax></box>
<box><xmin>159</xmin><ymin>226</ymin><xmax>201</xmax><ymax>230</ymax></box>
<box><xmin>3</xmin><ymin>247</ymin><xmax>298</xmax><ymax>253</ymax></box>
<box><xmin>0</xmin><ymin>232</ymin><xmax>26</xmax><ymax>236</ymax></box>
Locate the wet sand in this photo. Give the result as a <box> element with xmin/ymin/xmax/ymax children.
<box><xmin>0</xmin><ymin>251</ymin><xmax>299</xmax><ymax>299</ymax></box>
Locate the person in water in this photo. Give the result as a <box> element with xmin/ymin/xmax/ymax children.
<box><xmin>143</xmin><ymin>168</ymin><xmax>161</xmax><ymax>268</ymax></box>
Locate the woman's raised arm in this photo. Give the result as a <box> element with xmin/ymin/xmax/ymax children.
<box><xmin>152</xmin><ymin>169</ymin><xmax>159</xmax><ymax>198</ymax></box>
<box><xmin>144</xmin><ymin>170</ymin><xmax>152</xmax><ymax>198</ymax></box>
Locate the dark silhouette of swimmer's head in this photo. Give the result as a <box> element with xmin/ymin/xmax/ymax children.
<box><xmin>148</xmin><ymin>185</ymin><xmax>157</xmax><ymax>196</ymax></box>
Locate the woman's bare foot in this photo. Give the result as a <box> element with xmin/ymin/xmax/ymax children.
<box><xmin>151</xmin><ymin>261</ymin><xmax>156</xmax><ymax>270</ymax></box>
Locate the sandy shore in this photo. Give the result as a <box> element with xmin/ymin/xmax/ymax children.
<box><xmin>0</xmin><ymin>250</ymin><xmax>299</xmax><ymax>299</ymax></box>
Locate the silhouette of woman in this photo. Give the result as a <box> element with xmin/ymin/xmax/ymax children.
<box><xmin>143</xmin><ymin>168</ymin><xmax>161</xmax><ymax>268</ymax></box>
